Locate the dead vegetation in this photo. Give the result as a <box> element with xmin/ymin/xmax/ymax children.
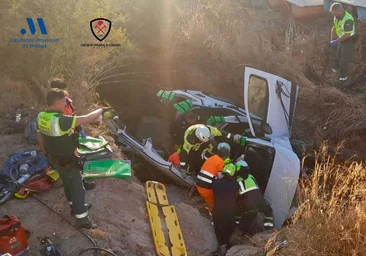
<box><xmin>278</xmin><ymin>144</ymin><xmax>366</xmax><ymax>255</ymax></box>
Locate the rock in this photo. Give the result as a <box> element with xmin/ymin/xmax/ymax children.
<box><xmin>226</xmin><ymin>245</ymin><xmax>261</xmax><ymax>256</ymax></box>
<box><xmin>175</xmin><ymin>202</ymin><xmax>218</xmax><ymax>256</ymax></box>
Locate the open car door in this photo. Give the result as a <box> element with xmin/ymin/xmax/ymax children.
<box><xmin>244</xmin><ymin>67</ymin><xmax>299</xmax><ymax>138</ymax></box>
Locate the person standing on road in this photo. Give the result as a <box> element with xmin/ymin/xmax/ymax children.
<box><xmin>50</xmin><ymin>78</ymin><xmax>96</xmax><ymax>191</ymax></box>
<box><xmin>330</xmin><ymin>2</ymin><xmax>356</xmax><ymax>82</ymax></box>
<box><xmin>37</xmin><ymin>88</ymin><xmax>110</xmax><ymax>229</ymax></box>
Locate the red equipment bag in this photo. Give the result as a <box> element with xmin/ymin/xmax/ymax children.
<box><xmin>0</xmin><ymin>215</ymin><xmax>29</xmax><ymax>255</ymax></box>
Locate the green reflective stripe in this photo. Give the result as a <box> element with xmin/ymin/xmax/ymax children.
<box><xmin>173</xmin><ymin>100</ymin><xmax>193</xmax><ymax>113</ymax></box>
<box><xmin>217</xmin><ymin>116</ymin><xmax>225</xmax><ymax>123</ymax></box>
<box><xmin>207</xmin><ymin>116</ymin><xmax>225</xmax><ymax>125</ymax></box>
<box><xmin>157</xmin><ymin>90</ymin><xmax>175</xmax><ymax>100</ymax></box>
<box><xmin>174</xmin><ymin>103</ymin><xmax>185</xmax><ymax>113</ymax></box>
<box><xmin>334</xmin><ymin>11</ymin><xmax>355</xmax><ymax>38</ymax></box>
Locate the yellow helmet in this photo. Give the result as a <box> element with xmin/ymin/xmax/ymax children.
<box><xmin>222</xmin><ymin>163</ymin><xmax>236</xmax><ymax>177</ymax></box>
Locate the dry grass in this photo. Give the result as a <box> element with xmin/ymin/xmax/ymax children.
<box><xmin>0</xmin><ymin>79</ymin><xmax>41</xmax><ymax>117</ymax></box>
<box><xmin>277</xmin><ymin>144</ymin><xmax>366</xmax><ymax>256</ymax></box>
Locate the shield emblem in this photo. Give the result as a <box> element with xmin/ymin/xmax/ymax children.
<box><xmin>90</xmin><ymin>18</ymin><xmax>112</xmax><ymax>42</ymax></box>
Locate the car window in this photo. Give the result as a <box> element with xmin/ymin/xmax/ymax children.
<box><xmin>248</xmin><ymin>75</ymin><xmax>269</xmax><ymax>122</ymax></box>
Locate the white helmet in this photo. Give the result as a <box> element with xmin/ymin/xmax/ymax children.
<box><xmin>236</xmin><ymin>160</ymin><xmax>248</xmax><ymax>168</ymax></box>
<box><xmin>195</xmin><ymin>125</ymin><xmax>210</xmax><ymax>142</ymax></box>
<box><xmin>236</xmin><ymin>160</ymin><xmax>249</xmax><ymax>172</ymax></box>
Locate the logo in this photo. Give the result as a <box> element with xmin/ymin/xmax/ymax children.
<box><xmin>81</xmin><ymin>18</ymin><xmax>120</xmax><ymax>48</ymax></box>
<box><xmin>90</xmin><ymin>18</ymin><xmax>111</xmax><ymax>42</ymax></box>
<box><xmin>10</xmin><ymin>18</ymin><xmax>59</xmax><ymax>49</ymax></box>
<box><xmin>20</xmin><ymin>18</ymin><xmax>48</xmax><ymax>35</ymax></box>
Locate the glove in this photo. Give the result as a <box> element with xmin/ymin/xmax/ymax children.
<box><xmin>330</xmin><ymin>40</ymin><xmax>338</xmax><ymax>47</ymax></box>
<box><xmin>80</xmin><ymin>129</ymin><xmax>87</xmax><ymax>139</ymax></box>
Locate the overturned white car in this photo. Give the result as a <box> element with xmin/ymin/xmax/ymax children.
<box><xmin>106</xmin><ymin>67</ymin><xmax>300</xmax><ymax>227</ymax></box>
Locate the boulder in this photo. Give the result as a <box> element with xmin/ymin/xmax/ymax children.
<box><xmin>226</xmin><ymin>245</ymin><xmax>262</xmax><ymax>256</ymax></box>
<box><xmin>175</xmin><ymin>202</ymin><xmax>218</xmax><ymax>256</ymax></box>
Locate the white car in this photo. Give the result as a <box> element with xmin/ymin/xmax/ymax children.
<box><xmin>106</xmin><ymin>67</ymin><xmax>300</xmax><ymax>227</ymax></box>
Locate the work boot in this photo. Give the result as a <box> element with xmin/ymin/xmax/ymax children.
<box><xmin>75</xmin><ymin>216</ymin><xmax>97</xmax><ymax>229</ymax></box>
<box><xmin>70</xmin><ymin>202</ymin><xmax>92</xmax><ymax>215</ymax></box>
<box><xmin>83</xmin><ymin>179</ymin><xmax>96</xmax><ymax>190</ymax></box>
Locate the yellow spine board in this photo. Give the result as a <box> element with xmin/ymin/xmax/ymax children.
<box><xmin>163</xmin><ymin>206</ymin><xmax>187</xmax><ymax>256</ymax></box>
<box><xmin>146</xmin><ymin>181</ymin><xmax>158</xmax><ymax>204</ymax></box>
<box><xmin>145</xmin><ymin>181</ymin><xmax>187</xmax><ymax>256</ymax></box>
<box><xmin>154</xmin><ymin>182</ymin><xmax>169</xmax><ymax>206</ymax></box>
<box><xmin>146</xmin><ymin>201</ymin><xmax>171</xmax><ymax>256</ymax></box>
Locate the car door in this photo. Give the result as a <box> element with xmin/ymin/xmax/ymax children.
<box><xmin>243</xmin><ymin>67</ymin><xmax>299</xmax><ymax>138</ymax></box>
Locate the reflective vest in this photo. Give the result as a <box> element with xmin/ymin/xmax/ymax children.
<box><xmin>180</xmin><ymin>124</ymin><xmax>225</xmax><ymax>168</ymax></box>
<box><xmin>334</xmin><ymin>11</ymin><xmax>355</xmax><ymax>38</ymax></box>
<box><xmin>237</xmin><ymin>174</ymin><xmax>259</xmax><ymax>195</ymax></box>
<box><xmin>37</xmin><ymin>111</ymin><xmax>78</xmax><ymax>158</ymax></box>
<box><xmin>196</xmin><ymin>155</ymin><xmax>225</xmax><ymax>189</ymax></box>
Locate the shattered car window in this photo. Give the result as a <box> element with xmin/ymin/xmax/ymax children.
<box><xmin>248</xmin><ymin>75</ymin><xmax>269</xmax><ymax>121</ymax></box>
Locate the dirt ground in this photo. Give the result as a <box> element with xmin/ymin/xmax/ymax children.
<box><xmin>0</xmin><ymin>131</ymin><xmax>216</xmax><ymax>256</ymax></box>
<box><xmin>1</xmin><ymin>174</ymin><xmax>218</xmax><ymax>256</ymax></box>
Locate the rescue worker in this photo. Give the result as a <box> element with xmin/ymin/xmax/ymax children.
<box><xmin>212</xmin><ymin>163</ymin><xmax>240</xmax><ymax>255</ymax></box>
<box><xmin>196</xmin><ymin>142</ymin><xmax>231</xmax><ymax>212</ymax></box>
<box><xmin>180</xmin><ymin>124</ymin><xmax>246</xmax><ymax>176</ymax></box>
<box><xmin>37</xmin><ymin>88</ymin><xmax>109</xmax><ymax>229</ymax></box>
<box><xmin>330</xmin><ymin>2</ymin><xmax>356</xmax><ymax>81</ymax></box>
<box><xmin>235</xmin><ymin>160</ymin><xmax>273</xmax><ymax>235</ymax></box>
<box><xmin>50</xmin><ymin>78</ymin><xmax>95</xmax><ymax>191</ymax></box>
<box><xmin>169</xmin><ymin>111</ymin><xmax>200</xmax><ymax>148</ymax></box>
